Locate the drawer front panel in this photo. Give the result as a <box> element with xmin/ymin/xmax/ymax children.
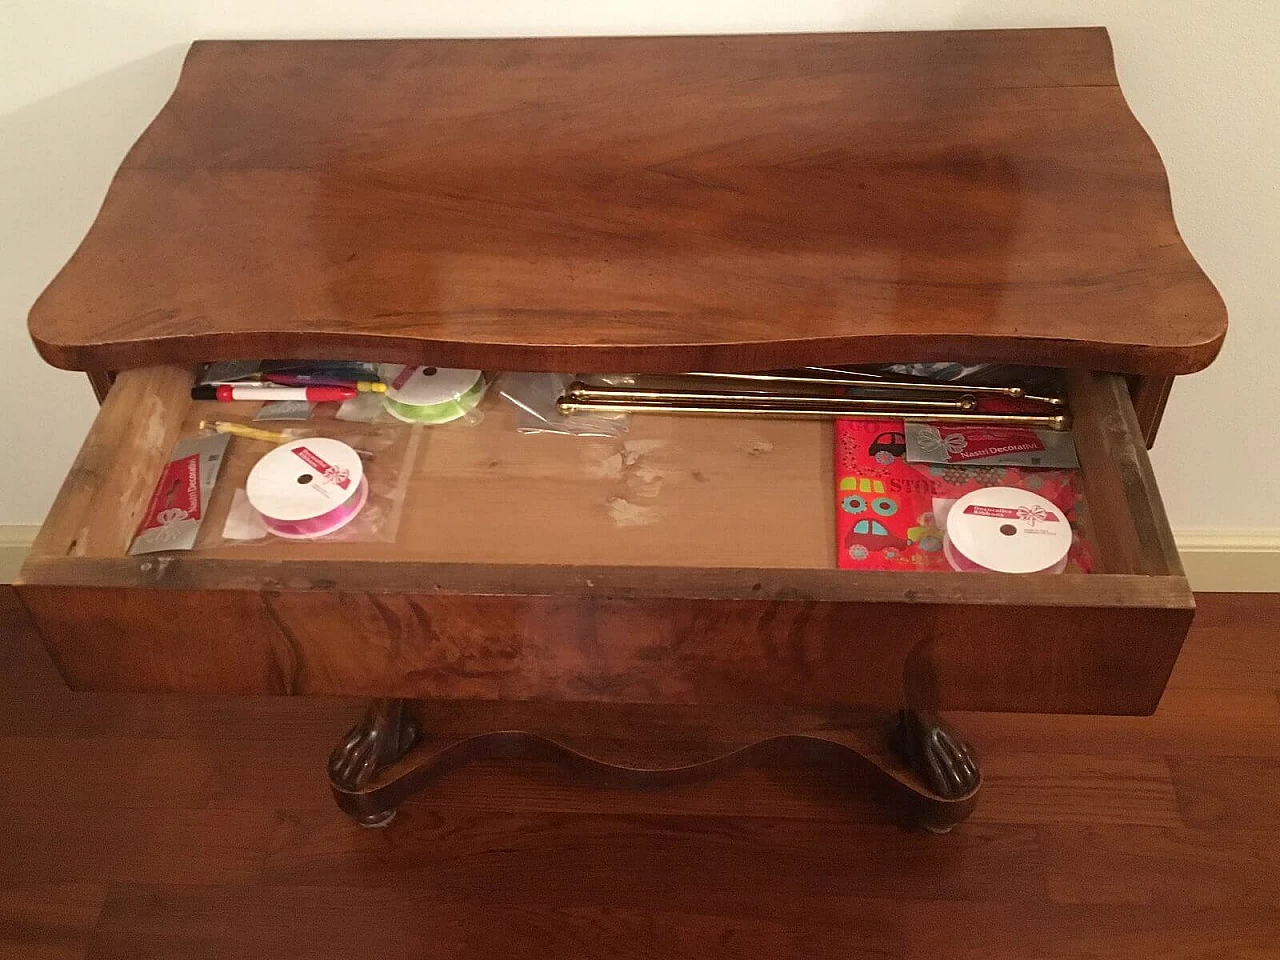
<box><xmin>19</xmin><ymin>583</ymin><xmax>1189</xmax><ymax>715</ymax></box>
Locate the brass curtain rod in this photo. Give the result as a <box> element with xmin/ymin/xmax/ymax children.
<box><xmin>557</xmin><ymin>397</ymin><xmax>1072</xmax><ymax>431</ymax></box>
<box><xmin>565</xmin><ymin>383</ymin><xmax>977</xmax><ymax>412</ymax></box>
<box><xmin>677</xmin><ymin>370</ymin><xmax>1067</xmax><ymax>408</ymax></box>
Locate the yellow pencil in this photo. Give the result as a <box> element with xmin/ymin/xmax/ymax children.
<box><xmin>198</xmin><ymin>420</ymin><xmax>291</xmax><ymax>444</ymax></box>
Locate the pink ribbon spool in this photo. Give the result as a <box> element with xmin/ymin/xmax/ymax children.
<box><xmin>247</xmin><ymin>438</ymin><xmax>368</xmax><ymax>541</ymax></box>
<box><xmin>259</xmin><ymin>476</ymin><xmax>369</xmax><ymax>540</ymax></box>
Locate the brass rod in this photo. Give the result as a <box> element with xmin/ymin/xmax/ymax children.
<box><xmin>807</xmin><ymin>366</ymin><xmax>1069</xmax><ymax>408</ymax></box>
<box><xmin>681</xmin><ymin>369</ymin><xmax>1067</xmax><ymax>408</ymax></box>
<box><xmin>557</xmin><ymin>398</ymin><xmax>1072</xmax><ymax>431</ymax></box>
<box><xmin>566</xmin><ymin>383</ymin><xmax>975</xmax><ymax>411</ymax></box>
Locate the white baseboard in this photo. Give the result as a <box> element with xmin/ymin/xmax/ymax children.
<box><xmin>1</xmin><ymin>524</ymin><xmax>1277</xmax><ymax>592</ymax></box>
<box><xmin>0</xmin><ymin>526</ymin><xmax>38</xmax><ymax>584</ymax></box>
<box><xmin>1174</xmin><ymin>530</ymin><xmax>1280</xmax><ymax>594</ymax></box>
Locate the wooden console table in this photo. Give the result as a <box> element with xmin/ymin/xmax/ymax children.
<box><xmin>17</xmin><ymin>29</ymin><xmax>1225</xmax><ymax>830</ymax></box>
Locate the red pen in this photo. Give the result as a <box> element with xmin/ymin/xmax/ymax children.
<box><xmin>191</xmin><ymin>385</ymin><xmax>358</xmax><ymax>402</ymax></box>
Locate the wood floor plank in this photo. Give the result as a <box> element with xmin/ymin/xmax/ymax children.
<box><xmin>258</xmin><ymin>808</ymin><xmax>1046</xmax><ymax>905</ymax></box>
<box><xmin>0</xmin><ymin>738</ymin><xmax>331</xmax><ymax>811</ymax></box>
<box><xmin>1040</xmin><ymin>824</ymin><xmax>1280</xmax><ymax>908</ymax></box>
<box><xmin>953</xmin><ymin>687</ymin><xmax>1280</xmax><ymax>758</ymax></box>
<box><xmin>86</xmin><ymin>888</ymin><xmax>1280</xmax><ymax>960</ymax></box>
<box><xmin>973</xmin><ymin>754</ymin><xmax>1181</xmax><ymax>827</ymax></box>
<box><xmin>905</xmin><ymin>901</ymin><xmax>1280</xmax><ymax>960</ymax></box>
<box><xmin>1165</xmin><ymin>594</ymin><xmax>1280</xmax><ymax>691</ymax></box>
<box><xmin>1169</xmin><ymin>757</ymin><xmax>1280</xmax><ymax>831</ymax></box>
<box><xmin>88</xmin><ymin>888</ymin><xmax>922</xmax><ymax>960</ymax></box>
<box><xmin>0</xmin><ymin>884</ymin><xmax>106</xmax><ymax>960</ymax></box>
<box><xmin>0</xmin><ymin>806</ymin><xmax>276</xmax><ymax>886</ymax></box>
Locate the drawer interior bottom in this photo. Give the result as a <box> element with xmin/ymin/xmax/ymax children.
<box><xmin>25</xmin><ymin>365</ymin><xmax>1180</xmax><ymax>578</ymax></box>
<box><xmin>185</xmin><ymin>394</ymin><xmax>1108</xmax><ymax>571</ymax></box>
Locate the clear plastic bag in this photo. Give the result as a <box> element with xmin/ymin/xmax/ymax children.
<box><xmin>374</xmin><ymin>365</ymin><xmax>489</xmax><ymax>427</ymax></box>
<box><xmin>495</xmin><ymin>372</ymin><xmax>628</xmax><ymax>437</ymax></box>
<box><xmin>191</xmin><ymin>415</ymin><xmax>421</xmax><ymax>548</ymax></box>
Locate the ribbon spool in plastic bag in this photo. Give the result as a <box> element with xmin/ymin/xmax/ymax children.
<box><xmin>246</xmin><ymin>437</ymin><xmax>367</xmax><ymax>540</ymax></box>
<box><xmin>380</xmin><ymin>365</ymin><xmax>486</xmax><ymax>424</ymax></box>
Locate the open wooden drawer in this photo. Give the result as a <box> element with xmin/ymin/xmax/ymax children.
<box><xmin>15</xmin><ymin>365</ymin><xmax>1190</xmax><ymax>715</ymax></box>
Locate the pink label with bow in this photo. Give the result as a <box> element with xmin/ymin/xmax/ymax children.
<box><xmin>290</xmin><ymin>445</ymin><xmax>352</xmax><ymax>490</ymax></box>
<box><xmin>962</xmin><ymin>504</ymin><xmax>1061</xmax><ymax>525</ymax></box>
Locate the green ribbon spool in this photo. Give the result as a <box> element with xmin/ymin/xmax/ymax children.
<box><xmin>382</xmin><ymin>374</ymin><xmax>488</xmax><ymax>424</ymax></box>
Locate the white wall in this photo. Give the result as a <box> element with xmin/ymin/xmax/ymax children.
<box><xmin>1</xmin><ymin>1</ymin><xmax>195</xmax><ymax>525</ymax></box>
<box><xmin>2</xmin><ymin>0</ymin><xmax>1277</xmax><ymax>537</ymax></box>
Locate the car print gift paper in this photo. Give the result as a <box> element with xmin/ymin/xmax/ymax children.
<box><xmin>835</xmin><ymin>419</ymin><xmax>1093</xmax><ymax>572</ymax></box>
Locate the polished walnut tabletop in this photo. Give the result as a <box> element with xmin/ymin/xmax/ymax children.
<box><xmin>29</xmin><ymin>28</ymin><xmax>1224</xmax><ymax>375</ymax></box>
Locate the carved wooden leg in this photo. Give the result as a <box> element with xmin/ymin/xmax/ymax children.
<box><xmin>895</xmin><ymin>636</ymin><xmax>983</xmax><ymax>831</ymax></box>
<box><xmin>888</xmin><ymin>709</ymin><xmax>982</xmax><ymax>832</ymax></box>
<box><xmin>328</xmin><ymin>699</ymin><xmax>421</xmax><ymax>826</ymax></box>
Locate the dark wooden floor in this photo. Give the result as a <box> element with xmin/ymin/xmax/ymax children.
<box><xmin>1</xmin><ymin>587</ymin><xmax>1278</xmax><ymax>959</ymax></box>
